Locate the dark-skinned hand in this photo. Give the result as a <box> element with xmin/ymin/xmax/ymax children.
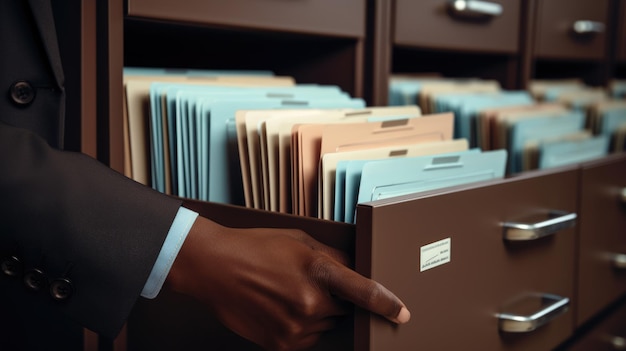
<box><xmin>165</xmin><ymin>215</ymin><xmax>410</xmax><ymax>351</ymax></box>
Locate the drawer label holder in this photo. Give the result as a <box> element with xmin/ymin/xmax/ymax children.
<box><xmin>420</xmin><ymin>237</ymin><xmax>451</xmax><ymax>272</ymax></box>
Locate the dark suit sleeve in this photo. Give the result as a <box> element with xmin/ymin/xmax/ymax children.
<box><xmin>0</xmin><ymin>121</ymin><xmax>182</xmax><ymax>338</ymax></box>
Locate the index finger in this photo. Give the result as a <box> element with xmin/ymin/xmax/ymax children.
<box><xmin>315</xmin><ymin>259</ymin><xmax>410</xmax><ymax>324</ymax></box>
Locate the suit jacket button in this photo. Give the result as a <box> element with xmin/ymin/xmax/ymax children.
<box><xmin>50</xmin><ymin>278</ymin><xmax>73</xmax><ymax>301</ymax></box>
<box><xmin>9</xmin><ymin>80</ymin><xmax>36</xmax><ymax>106</ymax></box>
<box><xmin>1</xmin><ymin>256</ymin><xmax>22</xmax><ymax>277</ymax></box>
<box><xmin>23</xmin><ymin>268</ymin><xmax>47</xmax><ymax>291</ymax></box>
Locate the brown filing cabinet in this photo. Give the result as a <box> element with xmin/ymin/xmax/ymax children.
<box><xmin>576</xmin><ymin>153</ymin><xmax>626</xmax><ymax>327</ymax></box>
<box><xmin>393</xmin><ymin>0</ymin><xmax>520</xmax><ymax>53</ymax></box>
<box><xmin>64</xmin><ymin>1</ymin><xmax>626</xmax><ymax>350</ymax></box>
<box><xmin>531</xmin><ymin>0</ymin><xmax>612</xmax><ymax>86</ymax></box>
<box><xmin>355</xmin><ymin>167</ymin><xmax>578</xmax><ymax>351</ymax></box>
<box><xmin>383</xmin><ymin>0</ymin><xmax>523</xmax><ymax>106</ymax></box>
<box><xmin>534</xmin><ymin>0</ymin><xmax>609</xmax><ymax>60</ymax></box>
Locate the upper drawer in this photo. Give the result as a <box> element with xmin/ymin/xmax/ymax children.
<box><xmin>393</xmin><ymin>0</ymin><xmax>520</xmax><ymax>53</ymax></box>
<box><xmin>534</xmin><ymin>0</ymin><xmax>609</xmax><ymax>60</ymax></box>
<box><xmin>576</xmin><ymin>153</ymin><xmax>626</xmax><ymax>327</ymax></box>
<box><xmin>356</xmin><ymin>167</ymin><xmax>578</xmax><ymax>350</ymax></box>
<box><xmin>126</xmin><ymin>0</ymin><xmax>365</xmax><ymax>38</ymax></box>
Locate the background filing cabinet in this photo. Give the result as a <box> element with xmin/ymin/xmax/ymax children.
<box><xmin>531</xmin><ymin>0</ymin><xmax>613</xmax><ymax>87</ymax></box>
<box><xmin>534</xmin><ymin>0</ymin><xmax>609</xmax><ymax>60</ymax></box>
<box><xmin>394</xmin><ymin>0</ymin><xmax>520</xmax><ymax>53</ymax></box>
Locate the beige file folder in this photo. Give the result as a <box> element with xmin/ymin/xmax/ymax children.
<box><xmin>293</xmin><ymin>113</ymin><xmax>453</xmax><ymax>218</ymax></box>
<box><xmin>265</xmin><ymin>106</ymin><xmax>421</xmax><ymax>213</ymax></box>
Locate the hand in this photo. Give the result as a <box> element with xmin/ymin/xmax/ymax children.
<box><xmin>166</xmin><ymin>215</ymin><xmax>410</xmax><ymax>351</ymax></box>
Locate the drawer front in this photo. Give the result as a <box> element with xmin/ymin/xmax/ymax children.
<box><xmin>566</xmin><ymin>297</ymin><xmax>626</xmax><ymax>351</ymax></box>
<box><xmin>356</xmin><ymin>168</ymin><xmax>578</xmax><ymax>351</ymax></box>
<box><xmin>577</xmin><ymin>154</ymin><xmax>626</xmax><ymax>326</ymax></box>
<box><xmin>535</xmin><ymin>0</ymin><xmax>609</xmax><ymax>60</ymax></box>
<box><xmin>127</xmin><ymin>0</ymin><xmax>365</xmax><ymax>38</ymax></box>
<box><xmin>394</xmin><ymin>0</ymin><xmax>520</xmax><ymax>53</ymax></box>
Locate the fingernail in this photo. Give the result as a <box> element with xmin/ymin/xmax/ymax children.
<box><xmin>396</xmin><ymin>307</ymin><xmax>411</xmax><ymax>324</ymax></box>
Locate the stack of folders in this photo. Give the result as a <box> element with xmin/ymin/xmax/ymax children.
<box><xmin>236</xmin><ymin>105</ymin><xmax>508</xmax><ymax>222</ymax></box>
<box><xmin>390</xmin><ymin>75</ymin><xmax>619</xmax><ymax>173</ymax></box>
<box><xmin>123</xmin><ymin>68</ymin><xmax>509</xmax><ymax>223</ymax></box>
<box><xmin>123</xmin><ymin>67</ymin><xmax>370</xmax><ymax>206</ymax></box>
<box><xmin>529</xmin><ymin>78</ymin><xmax>625</xmax><ymax>154</ymax></box>
<box><xmin>237</xmin><ymin>105</ymin><xmax>423</xmax><ymax>215</ymax></box>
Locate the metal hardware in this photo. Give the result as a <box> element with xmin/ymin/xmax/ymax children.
<box><xmin>610</xmin><ymin>336</ymin><xmax>626</xmax><ymax>350</ymax></box>
<box><xmin>621</xmin><ymin>188</ymin><xmax>626</xmax><ymax>203</ymax></box>
<box><xmin>448</xmin><ymin>0</ymin><xmax>503</xmax><ymax>18</ymax></box>
<box><xmin>502</xmin><ymin>211</ymin><xmax>577</xmax><ymax>241</ymax></box>
<box><xmin>613</xmin><ymin>253</ymin><xmax>626</xmax><ymax>269</ymax></box>
<box><xmin>572</xmin><ymin>20</ymin><xmax>605</xmax><ymax>34</ymax></box>
<box><xmin>497</xmin><ymin>294</ymin><xmax>569</xmax><ymax>333</ymax></box>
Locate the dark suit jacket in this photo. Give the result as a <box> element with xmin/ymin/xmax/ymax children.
<box><xmin>0</xmin><ymin>0</ymin><xmax>181</xmax><ymax>349</ymax></box>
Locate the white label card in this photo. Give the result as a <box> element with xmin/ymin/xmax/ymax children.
<box><xmin>420</xmin><ymin>237</ymin><xmax>451</xmax><ymax>272</ymax></box>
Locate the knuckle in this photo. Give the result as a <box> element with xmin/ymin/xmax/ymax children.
<box><xmin>308</xmin><ymin>255</ymin><xmax>333</xmax><ymax>283</ymax></box>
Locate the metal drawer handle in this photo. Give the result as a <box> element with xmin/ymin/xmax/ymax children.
<box><xmin>448</xmin><ymin>0</ymin><xmax>503</xmax><ymax>18</ymax></box>
<box><xmin>621</xmin><ymin>188</ymin><xmax>626</xmax><ymax>203</ymax></box>
<box><xmin>502</xmin><ymin>211</ymin><xmax>577</xmax><ymax>241</ymax></box>
<box><xmin>497</xmin><ymin>294</ymin><xmax>570</xmax><ymax>333</ymax></box>
<box><xmin>610</xmin><ymin>336</ymin><xmax>626</xmax><ymax>350</ymax></box>
<box><xmin>572</xmin><ymin>20</ymin><xmax>605</xmax><ymax>34</ymax></box>
<box><xmin>613</xmin><ymin>254</ymin><xmax>626</xmax><ymax>269</ymax></box>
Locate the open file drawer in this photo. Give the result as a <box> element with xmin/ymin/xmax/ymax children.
<box><xmin>354</xmin><ymin>166</ymin><xmax>578</xmax><ymax>351</ymax></box>
<box><xmin>125</xmin><ymin>166</ymin><xmax>579</xmax><ymax>350</ymax></box>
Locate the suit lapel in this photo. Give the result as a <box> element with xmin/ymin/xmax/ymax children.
<box><xmin>26</xmin><ymin>0</ymin><xmax>65</xmax><ymax>89</ymax></box>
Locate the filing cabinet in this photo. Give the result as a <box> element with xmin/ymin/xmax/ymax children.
<box><xmin>355</xmin><ymin>167</ymin><xmax>578</xmax><ymax>351</ymax></box>
<box><xmin>125</xmin><ymin>166</ymin><xmax>588</xmax><ymax>351</ymax></box>
<box><xmin>534</xmin><ymin>0</ymin><xmax>609</xmax><ymax>60</ymax></box>
<box><xmin>62</xmin><ymin>0</ymin><xmax>626</xmax><ymax>350</ymax></box>
<box><xmin>393</xmin><ymin>0</ymin><xmax>520</xmax><ymax>54</ymax></box>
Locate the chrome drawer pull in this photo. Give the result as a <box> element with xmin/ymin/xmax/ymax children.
<box><xmin>572</xmin><ymin>20</ymin><xmax>605</xmax><ymax>34</ymax></box>
<box><xmin>497</xmin><ymin>294</ymin><xmax>569</xmax><ymax>333</ymax></box>
<box><xmin>613</xmin><ymin>254</ymin><xmax>626</xmax><ymax>269</ymax></box>
<box><xmin>448</xmin><ymin>0</ymin><xmax>503</xmax><ymax>17</ymax></box>
<box><xmin>502</xmin><ymin>211</ymin><xmax>577</xmax><ymax>241</ymax></box>
<box><xmin>610</xmin><ymin>336</ymin><xmax>626</xmax><ymax>350</ymax></box>
<box><xmin>621</xmin><ymin>188</ymin><xmax>626</xmax><ymax>203</ymax></box>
